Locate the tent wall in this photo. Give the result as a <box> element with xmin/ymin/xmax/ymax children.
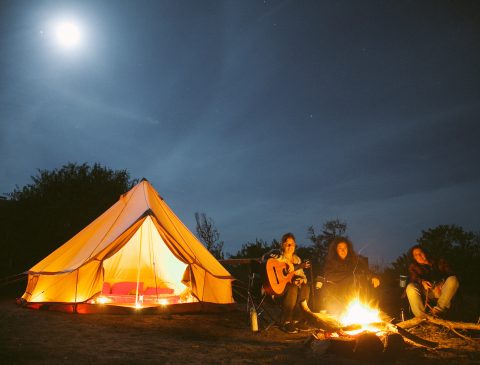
<box><xmin>22</xmin><ymin>180</ymin><xmax>234</xmax><ymax>307</ymax></box>
<box><xmin>22</xmin><ymin>261</ymin><xmax>102</xmax><ymax>303</ymax></box>
<box><xmin>188</xmin><ymin>266</ymin><xmax>234</xmax><ymax>304</ymax></box>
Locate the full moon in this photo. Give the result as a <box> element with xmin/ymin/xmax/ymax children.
<box><xmin>54</xmin><ymin>20</ymin><xmax>82</xmax><ymax>49</ymax></box>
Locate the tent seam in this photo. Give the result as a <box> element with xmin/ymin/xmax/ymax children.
<box><xmin>84</xmin><ymin>183</ymin><xmax>140</xmax><ymax>262</ymax></box>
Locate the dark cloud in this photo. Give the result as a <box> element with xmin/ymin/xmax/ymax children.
<box><xmin>1</xmin><ymin>0</ymin><xmax>479</xmax><ymax>263</ymax></box>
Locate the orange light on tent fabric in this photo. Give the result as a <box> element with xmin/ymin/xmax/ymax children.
<box><xmin>21</xmin><ymin>180</ymin><xmax>235</xmax><ymax>311</ymax></box>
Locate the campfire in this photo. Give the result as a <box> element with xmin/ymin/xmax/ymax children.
<box><xmin>338</xmin><ymin>298</ymin><xmax>383</xmax><ymax>336</ymax></box>
<box><xmin>303</xmin><ymin>296</ymin><xmax>480</xmax><ymax>361</ymax></box>
<box><xmin>302</xmin><ymin>297</ymin><xmax>437</xmax><ymax>360</ymax></box>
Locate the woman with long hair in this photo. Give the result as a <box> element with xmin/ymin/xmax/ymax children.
<box><xmin>321</xmin><ymin>237</ymin><xmax>380</xmax><ymax>316</ymax></box>
<box><xmin>406</xmin><ymin>245</ymin><xmax>459</xmax><ymax>318</ymax></box>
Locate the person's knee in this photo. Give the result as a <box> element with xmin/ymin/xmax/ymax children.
<box><xmin>443</xmin><ymin>275</ymin><xmax>460</xmax><ymax>291</ymax></box>
<box><xmin>445</xmin><ymin>275</ymin><xmax>460</xmax><ymax>289</ymax></box>
<box><xmin>406</xmin><ymin>283</ymin><xmax>419</xmax><ymax>297</ymax></box>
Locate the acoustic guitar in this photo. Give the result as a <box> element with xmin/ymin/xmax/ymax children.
<box><xmin>263</xmin><ymin>258</ymin><xmax>310</xmax><ymax>296</ymax></box>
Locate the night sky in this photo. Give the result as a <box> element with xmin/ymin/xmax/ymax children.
<box><xmin>1</xmin><ymin>0</ymin><xmax>479</xmax><ymax>264</ymax></box>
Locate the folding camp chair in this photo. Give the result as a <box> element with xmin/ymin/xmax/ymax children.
<box><xmin>246</xmin><ymin>261</ymin><xmax>280</xmax><ymax>331</ymax></box>
<box><xmin>220</xmin><ymin>258</ymin><xmax>279</xmax><ymax>331</ymax></box>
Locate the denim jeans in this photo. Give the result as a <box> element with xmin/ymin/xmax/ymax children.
<box><xmin>406</xmin><ymin>275</ymin><xmax>459</xmax><ymax>318</ymax></box>
<box><xmin>280</xmin><ymin>283</ymin><xmax>310</xmax><ymax>324</ymax></box>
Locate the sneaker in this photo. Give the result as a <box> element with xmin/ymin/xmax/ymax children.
<box><xmin>281</xmin><ymin>322</ymin><xmax>298</xmax><ymax>334</ymax></box>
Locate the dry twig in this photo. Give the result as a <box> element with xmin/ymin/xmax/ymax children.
<box><xmin>396</xmin><ymin>316</ymin><xmax>480</xmax><ymax>349</ymax></box>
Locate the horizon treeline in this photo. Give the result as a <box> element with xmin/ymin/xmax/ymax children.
<box><xmin>196</xmin><ymin>211</ymin><xmax>480</xmax><ymax>295</ymax></box>
<box><xmin>1</xmin><ymin>163</ymin><xmax>479</xmax><ymax>297</ymax></box>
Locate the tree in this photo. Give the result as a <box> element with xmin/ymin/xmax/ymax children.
<box><xmin>307</xmin><ymin>218</ymin><xmax>347</xmax><ymax>267</ymax></box>
<box><xmin>417</xmin><ymin>224</ymin><xmax>479</xmax><ymax>260</ymax></box>
<box><xmin>388</xmin><ymin>225</ymin><xmax>480</xmax><ymax>295</ymax></box>
<box><xmin>0</xmin><ymin>162</ymin><xmax>137</xmax><ymax>278</ymax></box>
<box><xmin>388</xmin><ymin>253</ymin><xmax>410</xmax><ymax>276</ymax></box>
<box><xmin>194</xmin><ymin>212</ymin><xmax>224</xmax><ymax>259</ymax></box>
<box><xmin>416</xmin><ymin>225</ymin><xmax>480</xmax><ymax>293</ymax></box>
<box><xmin>230</xmin><ymin>239</ymin><xmax>278</xmax><ymax>259</ymax></box>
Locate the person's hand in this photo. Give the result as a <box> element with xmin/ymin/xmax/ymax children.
<box><xmin>421</xmin><ymin>280</ymin><xmax>433</xmax><ymax>290</ymax></box>
<box><xmin>293</xmin><ymin>277</ymin><xmax>303</xmax><ymax>287</ymax></box>
<box><xmin>371</xmin><ymin>277</ymin><xmax>380</xmax><ymax>288</ymax></box>
<box><xmin>287</xmin><ymin>262</ymin><xmax>294</xmax><ymax>272</ymax></box>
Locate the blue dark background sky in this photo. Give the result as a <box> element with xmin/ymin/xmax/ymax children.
<box><xmin>1</xmin><ymin>0</ymin><xmax>479</xmax><ymax>264</ymax></box>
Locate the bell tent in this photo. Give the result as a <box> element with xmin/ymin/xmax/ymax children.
<box><xmin>21</xmin><ymin>179</ymin><xmax>234</xmax><ymax>313</ymax></box>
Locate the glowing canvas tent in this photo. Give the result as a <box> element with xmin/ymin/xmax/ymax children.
<box><xmin>21</xmin><ymin>179</ymin><xmax>234</xmax><ymax>312</ymax></box>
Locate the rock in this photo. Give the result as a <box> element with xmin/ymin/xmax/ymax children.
<box><xmin>354</xmin><ymin>333</ymin><xmax>384</xmax><ymax>361</ymax></box>
<box><xmin>384</xmin><ymin>333</ymin><xmax>405</xmax><ymax>357</ymax></box>
<box><xmin>310</xmin><ymin>339</ymin><xmax>331</xmax><ymax>355</ymax></box>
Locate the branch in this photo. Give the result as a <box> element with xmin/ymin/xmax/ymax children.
<box><xmin>300</xmin><ymin>301</ymin><xmax>341</xmax><ymax>332</ymax></box>
<box><xmin>449</xmin><ymin>327</ymin><xmax>480</xmax><ymax>350</ymax></box>
<box><xmin>396</xmin><ymin>316</ymin><xmax>480</xmax><ymax>349</ymax></box>
<box><xmin>397</xmin><ymin>316</ymin><xmax>480</xmax><ymax>331</ymax></box>
<box><xmin>396</xmin><ymin>317</ymin><xmax>426</xmax><ymax>329</ymax></box>
<box><xmin>427</xmin><ymin>316</ymin><xmax>480</xmax><ymax>331</ymax></box>
<box><xmin>386</xmin><ymin>322</ymin><xmax>438</xmax><ymax>348</ymax></box>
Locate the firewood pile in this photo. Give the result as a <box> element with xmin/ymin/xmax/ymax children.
<box><xmin>301</xmin><ymin>302</ymin><xmax>480</xmax><ymax>362</ymax></box>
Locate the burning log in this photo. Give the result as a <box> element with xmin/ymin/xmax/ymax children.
<box><xmin>305</xmin><ymin>296</ymin><xmax>440</xmax><ymax>361</ymax></box>
<box><xmin>300</xmin><ymin>300</ymin><xmax>341</xmax><ymax>332</ymax></box>
<box><xmin>300</xmin><ymin>300</ymin><xmax>387</xmax><ymax>333</ymax></box>
<box><xmin>309</xmin><ymin>331</ymin><xmax>406</xmax><ymax>361</ymax></box>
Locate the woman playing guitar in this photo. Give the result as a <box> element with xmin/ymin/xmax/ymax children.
<box><xmin>263</xmin><ymin>232</ymin><xmax>311</xmax><ymax>334</ymax></box>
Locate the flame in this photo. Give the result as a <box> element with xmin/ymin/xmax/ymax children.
<box><xmin>341</xmin><ymin>298</ymin><xmax>381</xmax><ymax>326</ymax></box>
<box><xmin>340</xmin><ymin>298</ymin><xmax>382</xmax><ymax>335</ymax></box>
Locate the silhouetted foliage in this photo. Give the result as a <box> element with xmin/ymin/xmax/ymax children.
<box><xmin>417</xmin><ymin>224</ymin><xmax>480</xmax><ymax>293</ymax></box>
<box><xmin>229</xmin><ymin>219</ymin><xmax>349</xmax><ymax>278</ymax></box>
<box><xmin>230</xmin><ymin>239</ymin><xmax>279</xmax><ymax>259</ymax></box>
<box><xmin>307</xmin><ymin>218</ymin><xmax>348</xmax><ymax>267</ymax></box>
<box><xmin>295</xmin><ymin>245</ymin><xmax>315</xmax><ymax>263</ymax></box>
<box><xmin>0</xmin><ymin>163</ymin><xmax>136</xmax><ymax>281</ymax></box>
<box><xmin>194</xmin><ymin>212</ymin><xmax>224</xmax><ymax>259</ymax></box>
<box><xmin>388</xmin><ymin>224</ymin><xmax>480</xmax><ymax>295</ymax></box>
<box><xmin>224</xmin><ymin>239</ymin><xmax>278</xmax><ymax>299</ymax></box>
<box><xmin>387</xmin><ymin>253</ymin><xmax>410</xmax><ymax>276</ymax></box>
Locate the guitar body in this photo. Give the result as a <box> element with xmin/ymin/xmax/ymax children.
<box><xmin>263</xmin><ymin>259</ymin><xmax>297</xmax><ymax>296</ymax></box>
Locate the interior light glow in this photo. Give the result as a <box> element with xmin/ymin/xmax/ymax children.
<box><xmin>97</xmin><ymin>296</ymin><xmax>109</xmax><ymax>304</ymax></box>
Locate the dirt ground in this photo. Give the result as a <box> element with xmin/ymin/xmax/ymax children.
<box><xmin>0</xmin><ymin>299</ymin><xmax>479</xmax><ymax>365</ymax></box>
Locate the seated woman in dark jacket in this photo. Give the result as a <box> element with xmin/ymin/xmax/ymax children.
<box><xmin>321</xmin><ymin>237</ymin><xmax>380</xmax><ymax>316</ymax></box>
<box><xmin>406</xmin><ymin>245</ymin><xmax>459</xmax><ymax>318</ymax></box>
